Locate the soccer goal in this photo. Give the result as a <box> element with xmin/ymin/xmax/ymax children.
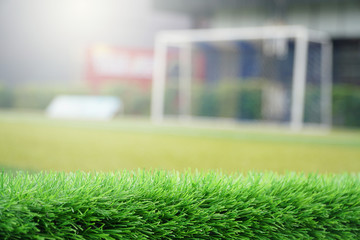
<box><xmin>151</xmin><ymin>26</ymin><xmax>332</xmax><ymax>130</ymax></box>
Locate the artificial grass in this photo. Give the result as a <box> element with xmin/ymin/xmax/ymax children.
<box><xmin>1</xmin><ymin>170</ymin><xmax>359</xmax><ymax>239</ymax></box>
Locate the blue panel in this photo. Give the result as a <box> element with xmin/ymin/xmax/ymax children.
<box><xmin>307</xmin><ymin>43</ymin><xmax>321</xmax><ymax>84</ymax></box>
<box><xmin>236</xmin><ymin>41</ymin><xmax>259</xmax><ymax>79</ymax></box>
<box><xmin>277</xmin><ymin>42</ymin><xmax>295</xmax><ymax>85</ymax></box>
<box><xmin>197</xmin><ymin>43</ymin><xmax>220</xmax><ymax>84</ymax></box>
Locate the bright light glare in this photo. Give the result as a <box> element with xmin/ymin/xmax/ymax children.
<box><xmin>51</xmin><ymin>0</ymin><xmax>111</xmax><ymax>33</ymax></box>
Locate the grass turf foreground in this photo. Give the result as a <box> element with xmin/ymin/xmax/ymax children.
<box><xmin>1</xmin><ymin>171</ymin><xmax>359</xmax><ymax>239</ymax></box>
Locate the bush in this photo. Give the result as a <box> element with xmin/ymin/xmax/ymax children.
<box><xmin>12</xmin><ymin>87</ymin><xmax>60</xmax><ymax>109</ymax></box>
<box><xmin>0</xmin><ymin>82</ymin><xmax>359</xmax><ymax>127</ymax></box>
<box><xmin>1</xmin><ymin>170</ymin><xmax>359</xmax><ymax>239</ymax></box>
<box><xmin>332</xmin><ymin>85</ymin><xmax>360</xmax><ymax>127</ymax></box>
<box><xmin>191</xmin><ymin>81</ymin><xmax>263</xmax><ymax>120</ymax></box>
<box><xmin>164</xmin><ymin>84</ymin><xmax>179</xmax><ymax>116</ymax></box>
<box><xmin>237</xmin><ymin>88</ymin><xmax>262</xmax><ymax>120</ymax></box>
<box><xmin>103</xmin><ymin>83</ymin><xmax>151</xmax><ymax>116</ymax></box>
<box><xmin>0</xmin><ymin>85</ymin><xmax>14</xmax><ymax>108</ymax></box>
<box><xmin>0</xmin><ymin>86</ymin><xmax>89</xmax><ymax>110</ymax></box>
<box><xmin>195</xmin><ymin>86</ymin><xmax>221</xmax><ymax>117</ymax></box>
<box><xmin>304</xmin><ymin>86</ymin><xmax>321</xmax><ymax>124</ymax></box>
<box><xmin>217</xmin><ymin>82</ymin><xmax>239</xmax><ymax>118</ymax></box>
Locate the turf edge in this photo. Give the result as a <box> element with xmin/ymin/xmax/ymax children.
<box><xmin>0</xmin><ymin>170</ymin><xmax>359</xmax><ymax>239</ymax></box>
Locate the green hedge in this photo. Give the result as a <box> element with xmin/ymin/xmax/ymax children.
<box><xmin>103</xmin><ymin>84</ymin><xmax>151</xmax><ymax>116</ymax></box>
<box><xmin>0</xmin><ymin>85</ymin><xmax>14</xmax><ymax>108</ymax></box>
<box><xmin>0</xmin><ymin>84</ymin><xmax>151</xmax><ymax>116</ymax></box>
<box><xmin>0</xmin><ymin>83</ymin><xmax>359</xmax><ymax>126</ymax></box>
<box><xmin>0</xmin><ymin>85</ymin><xmax>89</xmax><ymax>110</ymax></box>
<box><xmin>191</xmin><ymin>83</ymin><xmax>360</xmax><ymax>126</ymax></box>
<box><xmin>191</xmin><ymin>81</ymin><xmax>262</xmax><ymax>119</ymax></box>
<box><xmin>332</xmin><ymin>85</ymin><xmax>360</xmax><ymax>127</ymax></box>
<box><xmin>1</xmin><ymin>170</ymin><xmax>359</xmax><ymax>239</ymax></box>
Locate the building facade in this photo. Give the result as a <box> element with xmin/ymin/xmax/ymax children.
<box><xmin>153</xmin><ymin>0</ymin><xmax>360</xmax><ymax>85</ymax></box>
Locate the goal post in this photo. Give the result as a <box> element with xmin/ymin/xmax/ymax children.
<box><xmin>151</xmin><ymin>26</ymin><xmax>332</xmax><ymax>130</ymax></box>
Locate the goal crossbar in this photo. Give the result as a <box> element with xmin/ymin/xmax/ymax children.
<box><xmin>155</xmin><ymin>26</ymin><xmax>328</xmax><ymax>44</ymax></box>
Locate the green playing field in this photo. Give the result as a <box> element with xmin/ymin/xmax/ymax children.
<box><xmin>0</xmin><ymin>111</ymin><xmax>359</xmax><ymax>173</ymax></box>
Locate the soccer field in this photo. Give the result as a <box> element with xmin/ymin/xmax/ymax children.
<box><xmin>0</xmin><ymin>111</ymin><xmax>359</xmax><ymax>173</ymax></box>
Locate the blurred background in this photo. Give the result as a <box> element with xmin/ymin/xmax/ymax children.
<box><xmin>0</xmin><ymin>0</ymin><xmax>359</xmax><ymax>173</ymax></box>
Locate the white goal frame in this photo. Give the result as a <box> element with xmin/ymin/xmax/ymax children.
<box><xmin>151</xmin><ymin>26</ymin><xmax>332</xmax><ymax>131</ymax></box>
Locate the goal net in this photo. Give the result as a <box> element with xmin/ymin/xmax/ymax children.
<box><xmin>151</xmin><ymin>26</ymin><xmax>332</xmax><ymax>130</ymax></box>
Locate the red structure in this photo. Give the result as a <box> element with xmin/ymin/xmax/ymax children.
<box><xmin>86</xmin><ymin>45</ymin><xmax>154</xmax><ymax>92</ymax></box>
<box><xmin>86</xmin><ymin>45</ymin><xmax>206</xmax><ymax>93</ymax></box>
